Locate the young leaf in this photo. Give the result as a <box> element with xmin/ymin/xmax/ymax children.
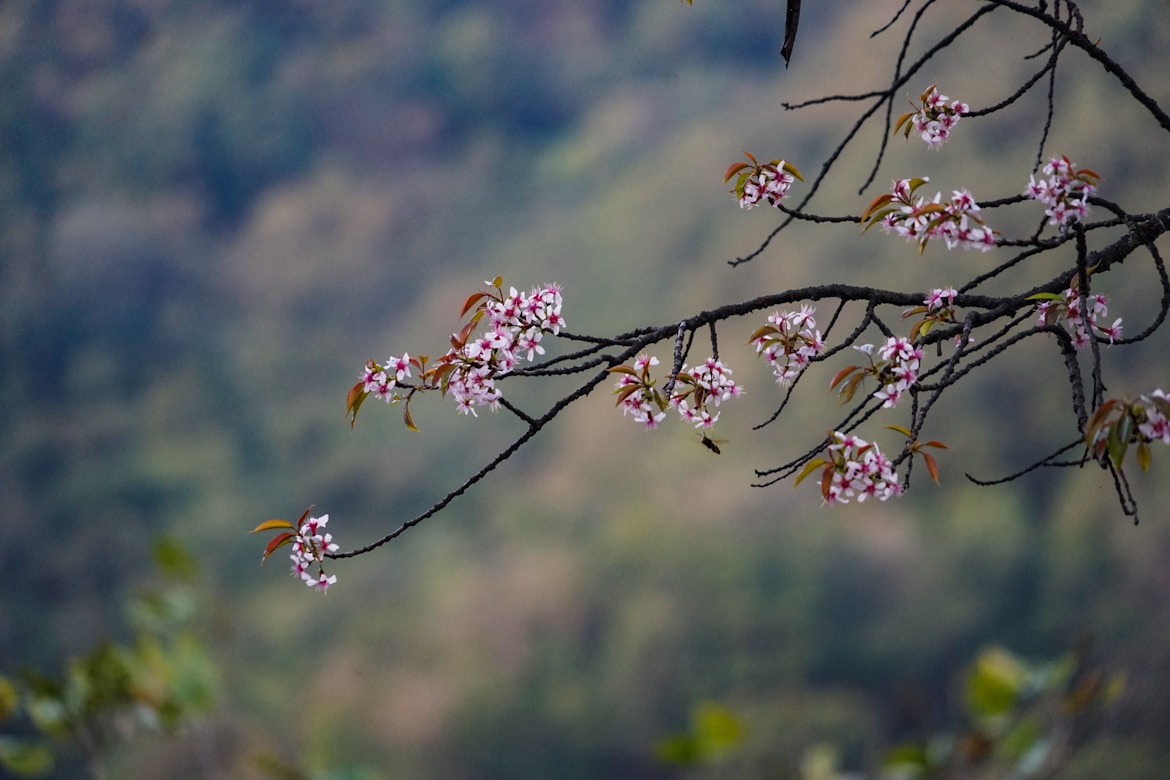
<box><xmin>794</xmin><ymin>458</ymin><xmax>826</xmax><ymax>487</ymax></box>
<box><xmin>346</xmin><ymin>382</ymin><xmax>368</xmax><ymax>428</ymax></box>
<box><xmin>894</xmin><ymin>111</ymin><xmax>914</xmax><ymax>136</ymax></box>
<box><xmin>250</xmin><ymin>519</ymin><xmax>295</xmax><ymax>534</ymax></box>
<box><xmin>723</xmin><ymin>161</ymin><xmax>751</xmax><ymax>183</ymax></box>
<box><xmin>1137</xmin><ymin>441</ymin><xmax>1151</xmax><ymax>472</ymax></box>
<box><xmin>262</xmin><ymin>531</ymin><xmax>296</xmax><ymax>562</ymax></box>
<box><xmin>921</xmin><ymin>451</ymin><xmax>941</xmax><ymax>483</ymax></box>
<box><xmin>460</xmin><ymin>291</ymin><xmax>489</xmax><ymax>318</ymax></box>
<box><xmin>403</xmin><ymin>396</ymin><xmax>420</xmax><ymax>432</ymax></box>
<box><xmin>861</xmin><ymin>193</ymin><xmax>895</xmax><ymax>222</ymax></box>
<box><xmin>829</xmin><ymin>365</ymin><xmax>861</xmax><ymax>391</ymax></box>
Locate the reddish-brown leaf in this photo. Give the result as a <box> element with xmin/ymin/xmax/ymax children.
<box><xmin>459</xmin><ymin>292</ymin><xmax>489</xmax><ymax>318</ymax></box>
<box><xmin>723</xmin><ymin>161</ymin><xmax>750</xmax><ymax>183</ymax></box>
<box><xmin>262</xmin><ymin>531</ymin><xmax>295</xmax><ymax>562</ymax></box>
<box><xmin>829</xmin><ymin>365</ymin><xmax>860</xmax><ymax>390</ymax></box>
<box><xmin>921</xmin><ymin>451</ymin><xmax>941</xmax><ymax>483</ymax></box>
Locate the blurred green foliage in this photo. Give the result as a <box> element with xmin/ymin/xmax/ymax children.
<box><xmin>2</xmin><ymin>0</ymin><xmax>1170</xmax><ymax>777</ymax></box>
<box><xmin>0</xmin><ymin>538</ymin><xmax>217</xmax><ymax>777</ymax></box>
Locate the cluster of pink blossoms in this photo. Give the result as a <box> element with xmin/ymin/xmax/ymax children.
<box><xmin>738</xmin><ymin>162</ymin><xmax>798</xmax><ymax>210</ymax></box>
<box><xmin>673</xmin><ymin>357</ymin><xmax>743</xmax><ymax>429</ymax></box>
<box><xmin>908</xmin><ymin>86</ymin><xmax>969</xmax><ymax>149</ymax></box>
<box><xmin>751</xmin><ymin>305</ymin><xmax>825</xmax><ymax>386</ymax></box>
<box><xmin>289</xmin><ymin>514</ymin><xmax>338</xmax><ymax>593</ymax></box>
<box><xmin>613</xmin><ymin>354</ymin><xmax>667</xmax><ymax>429</ymax></box>
<box><xmin>1035</xmin><ymin>283</ymin><xmax>1122</xmax><ymax>348</ymax></box>
<box><xmin>361</xmin><ymin>354</ymin><xmax>413</xmax><ymax>403</ymax></box>
<box><xmin>855</xmin><ymin>337</ymin><xmax>923</xmax><ymax>408</ymax></box>
<box><xmin>445</xmin><ymin>283</ymin><xmax>565</xmax><ymax>416</ymax></box>
<box><xmin>359</xmin><ymin>283</ymin><xmax>565</xmax><ymax>418</ymax></box>
<box><xmin>612</xmin><ymin>353</ymin><xmax>743</xmax><ymax>431</ymax></box>
<box><xmin>1137</xmin><ymin>390</ymin><xmax>1170</xmax><ymax>444</ymax></box>
<box><xmin>878</xmin><ymin>179</ymin><xmax>998</xmax><ymax>252</ymax></box>
<box><xmin>1025</xmin><ymin>156</ymin><xmax>1099</xmax><ymax>229</ymax></box>
<box><xmin>824</xmin><ymin>432</ymin><xmax>902</xmax><ymax>504</ymax></box>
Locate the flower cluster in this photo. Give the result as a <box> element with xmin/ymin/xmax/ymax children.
<box><xmin>833</xmin><ymin>336</ymin><xmax>923</xmax><ymax>409</ymax></box>
<box><xmin>672</xmin><ymin>357</ymin><xmax>743</xmax><ymax>428</ymax></box>
<box><xmin>818</xmin><ymin>431</ymin><xmax>902</xmax><ymax>504</ymax></box>
<box><xmin>289</xmin><ymin>513</ymin><xmax>339</xmax><ymax>592</ymax></box>
<box><xmin>750</xmin><ymin>305</ymin><xmax>825</xmax><ymax>386</ymax></box>
<box><xmin>348</xmin><ymin>279</ymin><xmax>565</xmax><ymax>426</ymax></box>
<box><xmin>1137</xmin><ymin>390</ymin><xmax>1170</xmax><ymax>444</ymax></box>
<box><xmin>612</xmin><ymin>354</ymin><xmax>668</xmax><ymax>430</ymax></box>
<box><xmin>863</xmin><ymin>178</ymin><xmax>997</xmax><ymax>252</ymax></box>
<box><xmin>896</xmin><ymin>85</ymin><xmax>969</xmax><ymax>149</ymax></box>
<box><xmin>440</xmin><ymin>283</ymin><xmax>565</xmax><ymax>416</ymax></box>
<box><xmin>902</xmin><ymin>286</ymin><xmax>962</xmax><ymax>343</ymax></box>
<box><xmin>868</xmin><ymin>337</ymin><xmax>923</xmax><ymax>408</ymax></box>
<box><xmin>361</xmin><ymin>353</ymin><xmax>413</xmax><ymax>403</ymax></box>
<box><xmin>610</xmin><ymin>353</ymin><xmax>743</xmax><ymax>432</ymax></box>
<box><xmin>1034</xmin><ymin>281</ymin><xmax>1122</xmax><ymax>348</ymax></box>
<box><xmin>1025</xmin><ymin>156</ymin><xmax>1100</xmax><ymax>229</ymax></box>
<box><xmin>724</xmin><ymin>153</ymin><xmax>805</xmax><ymax>210</ymax></box>
<box><xmin>1086</xmin><ymin>389</ymin><xmax>1170</xmax><ymax>472</ymax></box>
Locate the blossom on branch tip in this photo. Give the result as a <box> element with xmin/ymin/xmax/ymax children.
<box><xmin>252</xmin><ymin>510</ymin><xmax>339</xmax><ymax>594</ymax></box>
<box><xmin>862</xmin><ymin>179</ymin><xmax>998</xmax><ymax>253</ymax></box>
<box><xmin>1033</xmin><ymin>279</ymin><xmax>1121</xmax><ymax>349</ymax></box>
<box><xmin>1025</xmin><ymin>156</ymin><xmax>1100</xmax><ymax>229</ymax></box>
<box><xmin>751</xmin><ymin>306</ymin><xmax>824</xmax><ymax>386</ymax></box>
<box><xmin>896</xmin><ymin>85</ymin><xmax>969</xmax><ymax>149</ymax></box>
<box><xmin>724</xmin><ymin>153</ymin><xmax>805</xmax><ymax>210</ymax></box>
<box><xmin>797</xmin><ymin>431</ymin><xmax>901</xmax><ymax>504</ymax></box>
<box><xmin>346</xmin><ymin>279</ymin><xmax>565</xmax><ymax>428</ymax></box>
<box><xmin>1086</xmin><ymin>390</ymin><xmax>1170</xmax><ymax>472</ymax></box>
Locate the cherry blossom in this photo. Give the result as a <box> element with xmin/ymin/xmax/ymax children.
<box><xmin>350</xmin><ymin>280</ymin><xmax>566</xmax><ymax>423</ymax></box>
<box><xmin>751</xmin><ymin>306</ymin><xmax>824</xmax><ymax>386</ymax></box>
<box><xmin>898</xmin><ymin>85</ymin><xmax>969</xmax><ymax>149</ymax></box>
<box><xmin>1025</xmin><ymin>156</ymin><xmax>1100</xmax><ymax>229</ymax></box>
<box><xmin>821</xmin><ymin>431</ymin><xmax>901</xmax><ymax>504</ymax></box>
<box><xmin>1137</xmin><ymin>390</ymin><xmax>1170</xmax><ymax>445</ymax></box>
<box><xmin>289</xmin><ymin>513</ymin><xmax>339</xmax><ymax>593</ymax></box>
<box><xmin>867</xmin><ymin>178</ymin><xmax>998</xmax><ymax>252</ymax></box>
<box><xmin>1035</xmin><ymin>281</ymin><xmax>1122</xmax><ymax>348</ymax></box>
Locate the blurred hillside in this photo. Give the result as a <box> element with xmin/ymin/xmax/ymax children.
<box><xmin>2</xmin><ymin>0</ymin><xmax>1170</xmax><ymax>777</ymax></box>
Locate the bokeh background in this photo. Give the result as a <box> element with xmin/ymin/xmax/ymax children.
<box><xmin>3</xmin><ymin>0</ymin><xmax>1170</xmax><ymax>777</ymax></box>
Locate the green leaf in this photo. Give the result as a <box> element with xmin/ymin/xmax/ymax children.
<box><xmin>654</xmin><ymin>735</ymin><xmax>699</xmax><ymax>766</ymax></box>
<box><xmin>691</xmin><ymin>701</ymin><xmax>744</xmax><ymax>758</ymax></box>
<box><xmin>0</xmin><ymin>737</ymin><xmax>55</xmax><ymax>777</ymax></box>
<box><xmin>0</xmin><ymin>677</ymin><xmax>19</xmax><ymax>722</ymax></box>
<box><xmin>964</xmin><ymin>646</ymin><xmax>1027</xmax><ymax>723</ymax></box>
<box><xmin>151</xmin><ymin>536</ymin><xmax>199</xmax><ymax>581</ymax></box>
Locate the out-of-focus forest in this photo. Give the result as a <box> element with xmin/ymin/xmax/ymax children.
<box><xmin>2</xmin><ymin>0</ymin><xmax>1169</xmax><ymax>777</ymax></box>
